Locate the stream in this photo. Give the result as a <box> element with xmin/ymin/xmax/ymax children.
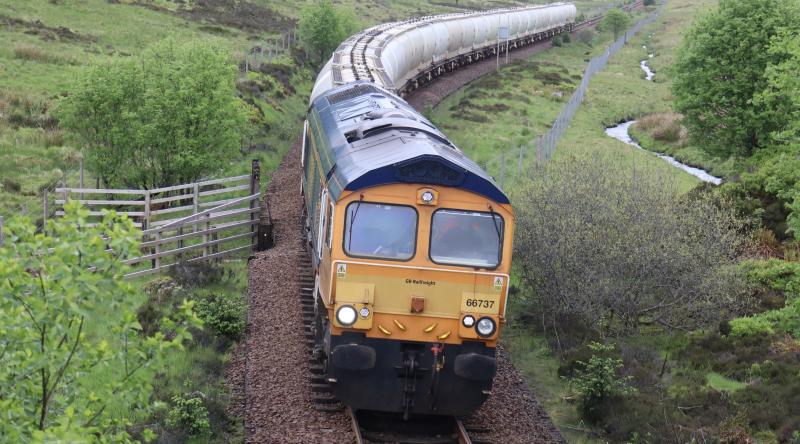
<box><xmin>605</xmin><ymin>121</ymin><xmax>722</xmax><ymax>185</ymax></box>
<box><xmin>602</xmin><ymin>47</ymin><xmax>722</xmax><ymax>185</ymax></box>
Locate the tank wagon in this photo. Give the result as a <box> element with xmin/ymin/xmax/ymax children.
<box><xmin>310</xmin><ymin>2</ymin><xmax>576</xmax><ymax>102</ymax></box>
<box><xmin>302</xmin><ymin>3</ymin><xmax>576</xmax><ymax>419</ymax></box>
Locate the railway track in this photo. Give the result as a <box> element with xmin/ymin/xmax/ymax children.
<box><xmin>348</xmin><ymin>407</ymin><xmax>493</xmax><ymax>444</ymax></box>
<box><xmin>299</xmin><ymin>246</ymin><xmax>495</xmax><ymax>443</ymax></box>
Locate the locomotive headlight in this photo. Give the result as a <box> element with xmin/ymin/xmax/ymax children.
<box><xmin>475</xmin><ymin>317</ymin><xmax>496</xmax><ymax>337</ymax></box>
<box><xmin>462</xmin><ymin>315</ymin><xmax>476</xmax><ymax>328</ymax></box>
<box><xmin>336</xmin><ymin>305</ymin><xmax>357</xmax><ymax>326</ymax></box>
<box><xmin>359</xmin><ymin>306</ymin><xmax>371</xmax><ymax>318</ymax></box>
<box><xmin>421</xmin><ymin>191</ymin><xmax>434</xmax><ymax>203</ymax></box>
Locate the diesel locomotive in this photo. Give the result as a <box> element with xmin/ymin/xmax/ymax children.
<box><xmin>303</xmin><ymin>81</ymin><xmax>513</xmax><ymax>418</ymax></box>
<box><xmin>302</xmin><ymin>3</ymin><xmax>576</xmax><ymax>418</ymax></box>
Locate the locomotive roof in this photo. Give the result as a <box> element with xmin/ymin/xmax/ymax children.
<box><xmin>309</xmin><ymin>81</ymin><xmax>510</xmax><ymax>204</ymax></box>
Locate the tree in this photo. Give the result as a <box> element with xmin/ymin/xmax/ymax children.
<box><xmin>59</xmin><ymin>38</ymin><xmax>250</xmax><ymax>190</ymax></box>
<box><xmin>298</xmin><ymin>0</ymin><xmax>357</xmax><ymax>66</ymax></box>
<box><xmin>603</xmin><ymin>9</ymin><xmax>630</xmax><ymax>40</ymax></box>
<box><xmin>513</xmin><ymin>155</ymin><xmax>751</xmax><ymax>343</ymax></box>
<box><xmin>671</xmin><ymin>0</ymin><xmax>800</xmax><ymax>157</ymax></box>
<box><xmin>758</xmin><ymin>29</ymin><xmax>800</xmax><ymax>147</ymax></box>
<box><xmin>0</xmin><ymin>202</ymin><xmax>200</xmax><ymax>441</ymax></box>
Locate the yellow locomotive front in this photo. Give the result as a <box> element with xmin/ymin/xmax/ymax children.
<box><xmin>304</xmin><ymin>82</ymin><xmax>513</xmax><ymax>418</ymax></box>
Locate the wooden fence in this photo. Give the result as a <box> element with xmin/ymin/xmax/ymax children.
<box><xmin>45</xmin><ymin>160</ymin><xmax>271</xmax><ymax>278</ymax></box>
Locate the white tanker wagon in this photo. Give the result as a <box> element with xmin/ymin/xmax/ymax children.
<box><xmin>310</xmin><ymin>2</ymin><xmax>577</xmax><ymax>103</ymax></box>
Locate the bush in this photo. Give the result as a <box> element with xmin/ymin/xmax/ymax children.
<box><xmin>551</xmin><ymin>35</ymin><xmax>562</xmax><ymax>47</ymax></box>
<box><xmin>514</xmin><ymin>154</ymin><xmax>752</xmax><ymax>338</ymax></box>
<box><xmin>196</xmin><ymin>292</ymin><xmax>246</xmax><ymax>340</ymax></box>
<box><xmin>561</xmin><ymin>32</ymin><xmax>571</xmax><ymax>44</ymax></box>
<box><xmin>569</xmin><ymin>342</ymin><xmax>635</xmax><ymax>420</ymax></box>
<box><xmin>730</xmin><ymin>316</ymin><xmax>775</xmax><ymax>337</ymax></box>
<box><xmin>167</xmin><ymin>394</ymin><xmax>211</xmax><ymax>437</ymax></box>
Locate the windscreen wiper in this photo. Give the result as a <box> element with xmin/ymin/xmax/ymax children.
<box><xmin>347</xmin><ymin>194</ymin><xmax>364</xmax><ymax>251</ymax></box>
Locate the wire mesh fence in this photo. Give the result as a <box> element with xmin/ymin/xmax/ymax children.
<box><xmin>241</xmin><ymin>29</ymin><xmax>297</xmax><ymax>74</ymax></box>
<box><xmin>521</xmin><ymin>3</ymin><xmax>665</xmax><ymax>165</ymax></box>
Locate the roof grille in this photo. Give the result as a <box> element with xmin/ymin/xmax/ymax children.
<box><xmin>394</xmin><ymin>158</ymin><xmax>465</xmax><ymax>187</ymax></box>
<box><xmin>326</xmin><ymin>84</ymin><xmax>381</xmax><ymax>104</ymax></box>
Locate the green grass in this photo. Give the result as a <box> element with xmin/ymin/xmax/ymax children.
<box><xmin>705</xmin><ymin>371</ymin><xmax>748</xmax><ymax>393</ymax></box>
<box><xmin>504</xmin><ymin>327</ymin><xmax>604</xmax><ymax>443</ymax></box>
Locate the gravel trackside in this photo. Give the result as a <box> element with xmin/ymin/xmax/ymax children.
<box><xmin>236</xmin><ymin>141</ymin><xmax>351</xmax><ymax>444</ymax></box>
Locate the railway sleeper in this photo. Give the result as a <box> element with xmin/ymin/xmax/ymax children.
<box><xmin>311</xmin><ymin>383</ymin><xmax>333</xmax><ymax>393</ymax></box>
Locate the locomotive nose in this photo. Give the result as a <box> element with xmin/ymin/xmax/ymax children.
<box><xmin>327</xmin><ymin>334</ymin><xmax>496</xmax><ymax>416</ymax></box>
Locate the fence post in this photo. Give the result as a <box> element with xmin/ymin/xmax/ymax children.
<box><xmin>203</xmin><ymin>212</ymin><xmax>211</xmax><ymax>258</ymax></box>
<box><xmin>250</xmin><ymin>159</ymin><xmax>261</xmax><ymax>251</ymax></box>
<box><xmin>43</xmin><ymin>190</ymin><xmax>48</xmax><ymax>232</ymax></box>
<box><xmin>79</xmin><ymin>157</ymin><xmax>84</xmax><ymax>202</ymax></box>
<box><xmin>143</xmin><ymin>191</ymin><xmax>151</xmax><ymax>231</ymax></box>
<box><xmin>154</xmin><ymin>231</ymin><xmax>161</xmax><ymax>272</ymax></box>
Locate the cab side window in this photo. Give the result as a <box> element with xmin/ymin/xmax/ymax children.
<box><xmin>325</xmin><ymin>202</ymin><xmax>334</xmax><ymax>250</ymax></box>
<box><xmin>316</xmin><ymin>190</ymin><xmax>328</xmax><ymax>259</ymax></box>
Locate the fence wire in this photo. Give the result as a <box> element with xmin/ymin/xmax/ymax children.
<box><xmin>527</xmin><ymin>3</ymin><xmax>665</xmax><ymax>163</ymax></box>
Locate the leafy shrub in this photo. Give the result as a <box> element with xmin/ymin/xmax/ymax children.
<box><xmin>196</xmin><ymin>292</ymin><xmax>246</xmax><ymax>340</ymax></box>
<box><xmin>561</xmin><ymin>32</ymin><xmax>571</xmax><ymax>44</ymax></box>
<box><xmin>730</xmin><ymin>316</ymin><xmax>775</xmax><ymax>337</ymax></box>
<box><xmin>167</xmin><ymin>394</ymin><xmax>211</xmax><ymax>437</ymax></box>
<box><xmin>551</xmin><ymin>35</ymin><xmax>562</xmax><ymax>47</ymax></box>
<box><xmin>568</xmin><ymin>342</ymin><xmax>635</xmax><ymax>419</ymax></box>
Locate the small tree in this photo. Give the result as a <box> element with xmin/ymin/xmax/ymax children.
<box><xmin>603</xmin><ymin>9</ymin><xmax>631</xmax><ymax>40</ymax></box>
<box><xmin>671</xmin><ymin>0</ymin><xmax>800</xmax><ymax>157</ymax></box>
<box><xmin>569</xmin><ymin>342</ymin><xmax>635</xmax><ymax>419</ymax></box>
<box><xmin>513</xmin><ymin>154</ymin><xmax>752</xmax><ymax>341</ymax></box>
<box><xmin>59</xmin><ymin>38</ymin><xmax>250</xmax><ymax>190</ymax></box>
<box><xmin>298</xmin><ymin>0</ymin><xmax>357</xmax><ymax>66</ymax></box>
<box><xmin>0</xmin><ymin>202</ymin><xmax>200</xmax><ymax>441</ymax></box>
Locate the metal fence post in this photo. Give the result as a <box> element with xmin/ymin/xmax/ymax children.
<box><xmin>250</xmin><ymin>159</ymin><xmax>261</xmax><ymax>250</ymax></box>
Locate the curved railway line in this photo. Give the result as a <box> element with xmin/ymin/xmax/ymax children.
<box><xmin>236</xmin><ymin>2</ymin><xmax>645</xmax><ymax>442</ymax></box>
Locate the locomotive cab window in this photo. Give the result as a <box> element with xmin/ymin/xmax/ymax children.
<box><xmin>430</xmin><ymin>209</ymin><xmax>503</xmax><ymax>268</ymax></box>
<box><xmin>344</xmin><ymin>202</ymin><xmax>417</xmax><ymax>261</ymax></box>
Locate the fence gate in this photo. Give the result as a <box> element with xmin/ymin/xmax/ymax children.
<box><xmin>50</xmin><ymin>161</ymin><xmax>271</xmax><ymax>278</ymax></box>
